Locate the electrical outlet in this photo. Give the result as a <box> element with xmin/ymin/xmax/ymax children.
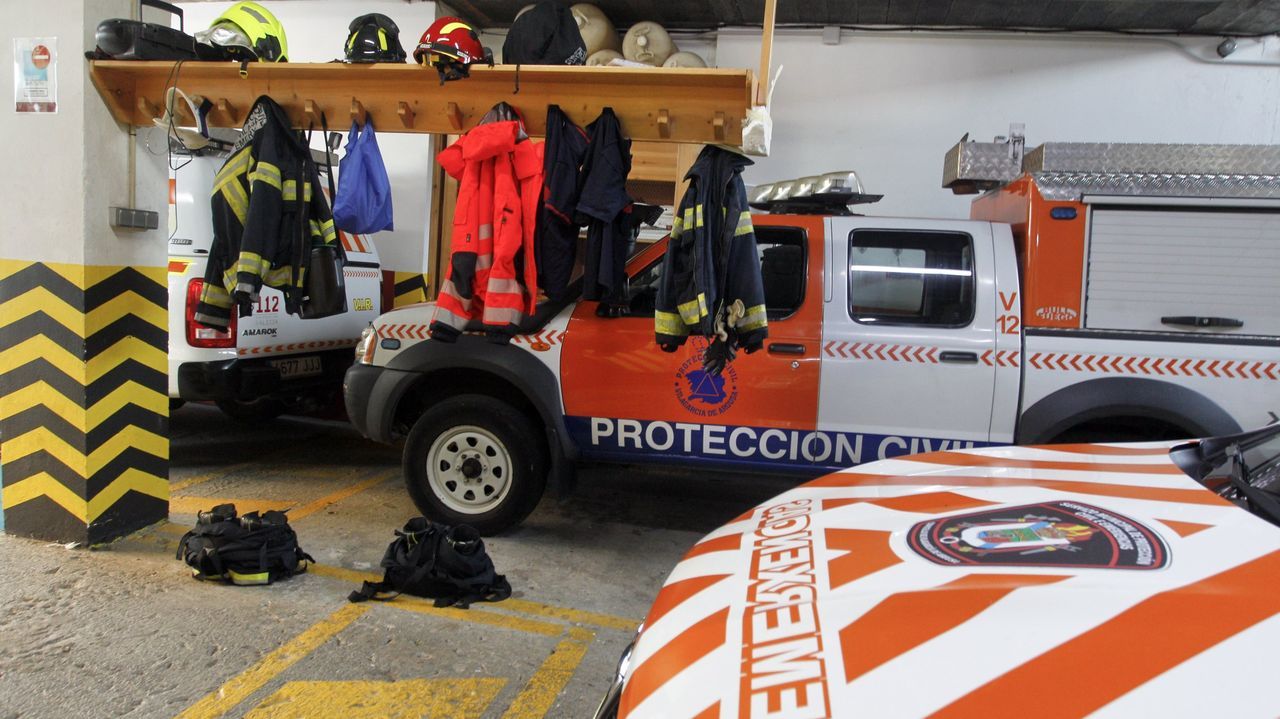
<box><xmin>110</xmin><ymin>207</ymin><xmax>160</xmax><ymax>231</ymax></box>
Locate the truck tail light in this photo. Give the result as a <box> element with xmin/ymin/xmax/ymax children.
<box><xmin>185</xmin><ymin>278</ymin><xmax>236</xmax><ymax>348</ymax></box>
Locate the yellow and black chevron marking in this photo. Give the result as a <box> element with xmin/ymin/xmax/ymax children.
<box><xmin>0</xmin><ymin>260</ymin><xmax>169</xmax><ymax>543</ymax></box>
<box><xmin>393</xmin><ymin>271</ymin><xmax>429</xmax><ymax>307</ymax></box>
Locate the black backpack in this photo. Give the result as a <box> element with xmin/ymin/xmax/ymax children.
<box><xmin>176</xmin><ymin>504</ymin><xmax>314</xmax><ymax>586</ymax></box>
<box><xmin>502</xmin><ymin>2</ymin><xmax>587</xmax><ymax>66</ymax></box>
<box><xmin>348</xmin><ymin>517</ymin><xmax>512</xmax><ymax>609</ymax></box>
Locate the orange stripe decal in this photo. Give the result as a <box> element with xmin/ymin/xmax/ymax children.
<box><xmin>619</xmin><ymin>607</ymin><xmax>730</xmax><ymax>716</ymax></box>
<box><xmin>1156</xmin><ymin>518</ymin><xmax>1213</xmax><ymax>538</ymax></box>
<box><xmin>826</xmin><ymin>528</ymin><xmax>901</xmax><ymax>590</ymax></box>
<box><xmin>684</xmin><ymin>533</ymin><xmax>743</xmax><ymax>561</ymax></box>
<box><xmin>916</xmin><ymin>451</ymin><xmax>1186</xmax><ymax>475</ymax></box>
<box><xmin>643</xmin><ymin>574</ymin><xmax>732</xmax><ymax>629</ymax></box>
<box><xmin>809</xmin><ymin>473</ymin><xmax>1227</xmax><ymax>507</ymax></box>
<box><xmin>839</xmin><ymin>574</ymin><xmax>1069</xmax><ymax>683</ymax></box>
<box><xmin>692</xmin><ymin>701</ymin><xmax>720</xmax><ymax>719</ymax></box>
<box><xmin>1040</xmin><ymin>444</ymin><xmax>1174</xmax><ymax>456</ymax></box>
<box><xmin>822</xmin><ymin>491</ymin><xmax>997</xmax><ymax>514</ymax></box>
<box><xmin>933</xmin><ymin>550</ymin><xmax>1280</xmax><ymax>718</ymax></box>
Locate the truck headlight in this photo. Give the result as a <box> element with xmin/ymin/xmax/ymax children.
<box><xmin>355</xmin><ymin>325</ymin><xmax>377</xmax><ymax>364</ymax></box>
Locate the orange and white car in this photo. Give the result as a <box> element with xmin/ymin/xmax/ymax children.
<box><xmin>596</xmin><ymin>424</ymin><xmax>1280</xmax><ymax>718</ymax></box>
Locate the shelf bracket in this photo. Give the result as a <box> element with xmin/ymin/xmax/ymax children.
<box><xmin>350</xmin><ymin>98</ymin><xmax>367</xmax><ymax>127</ymax></box>
<box><xmin>136</xmin><ymin>96</ymin><xmax>158</xmax><ymax>120</ymax></box>
<box><xmin>713</xmin><ymin>112</ymin><xmax>726</xmax><ymax>142</ymax></box>
<box><xmin>447</xmin><ymin>102</ymin><xmax>463</xmax><ymax>131</ymax></box>
<box><xmin>398</xmin><ymin>101</ymin><xmax>415</xmax><ymax>129</ymax></box>
<box><xmin>657</xmin><ymin>109</ymin><xmax>671</xmax><ymax>139</ymax></box>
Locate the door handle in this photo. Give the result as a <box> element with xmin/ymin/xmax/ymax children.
<box><xmin>1161</xmin><ymin>315</ymin><xmax>1243</xmax><ymax>329</ymax></box>
<box><xmin>768</xmin><ymin>343</ymin><xmax>806</xmax><ymax>356</ymax></box>
<box><xmin>939</xmin><ymin>351</ymin><xmax>979</xmax><ymax>363</ymax></box>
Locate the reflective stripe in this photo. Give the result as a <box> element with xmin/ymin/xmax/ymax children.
<box><xmin>655</xmin><ymin>310</ymin><xmax>688</xmax><ymax>336</ymax></box>
<box><xmin>432</xmin><ymin>303</ymin><xmax>471</xmax><ymax>330</ymax></box>
<box><xmin>677</xmin><ymin>293</ymin><xmax>708</xmax><ymax>324</ymax></box>
<box><xmin>199</xmin><ymin>283</ymin><xmax>232</xmax><ymax>308</ymax></box>
<box><xmin>218</xmin><ymin>182</ymin><xmax>249</xmax><ymax>225</ymax></box>
<box><xmin>213</xmin><ymin>148</ymin><xmax>252</xmax><ymax>190</ymax></box>
<box><xmin>193</xmin><ymin>310</ymin><xmax>229</xmax><ymax>328</ymax></box>
<box><xmin>248</xmin><ymin>160</ymin><xmax>282</xmax><ymax>191</ymax></box>
<box><xmin>474</xmin><ymin>254</ymin><xmax>493</xmax><ymax>270</ymax></box>
<box><xmin>234</xmin><ymin>251</ymin><xmax>269</xmax><ymax>278</ymax></box>
<box><xmin>227</xmin><ymin>570</ymin><xmax>270</xmax><ymax>586</ymax></box>
<box><xmin>483</xmin><ymin>306</ymin><xmax>524</xmax><ymax>325</ymax></box>
<box><xmin>695</xmin><ymin>204</ymin><xmax>704</xmax><ymax>228</ymax></box>
<box><xmin>283</xmin><ymin>180</ymin><xmax>313</xmax><ymax>202</ymax></box>
<box><xmin>478</xmin><ymin>223</ymin><xmax>494</xmax><ymax>240</ymax></box>
<box><xmin>487</xmin><ymin>277</ymin><xmax>525</xmax><ymax>295</ymax></box>
<box><xmin>263</xmin><ymin>265</ymin><xmax>297</xmax><ymax>287</ymax></box>
<box><xmin>736</xmin><ymin>304</ymin><xmax>768</xmax><ymax>331</ymax></box>
<box><xmin>235</xmin><ymin>281</ymin><xmax>257</xmax><ymax>298</ymax></box>
<box><xmin>319</xmin><ymin>218</ymin><xmax>336</xmax><ymax>243</ymax></box>
<box><xmin>734</xmin><ymin>211</ymin><xmax>753</xmax><ymax>237</ymax></box>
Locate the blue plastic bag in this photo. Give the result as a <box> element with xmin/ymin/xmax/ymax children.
<box><xmin>332</xmin><ymin>119</ymin><xmax>393</xmax><ymax>234</ymax></box>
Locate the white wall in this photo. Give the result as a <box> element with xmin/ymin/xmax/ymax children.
<box><xmin>178</xmin><ymin>1</ymin><xmax>438</xmax><ymax>275</ymax></box>
<box><xmin>716</xmin><ymin>30</ymin><xmax>1280</xmax><ymax>219</ymax></box>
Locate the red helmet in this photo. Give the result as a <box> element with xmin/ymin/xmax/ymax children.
<box><xmin>414</xmin><ymin>17</ymin><xmax>492</xmax><ymax>82</ymax></box>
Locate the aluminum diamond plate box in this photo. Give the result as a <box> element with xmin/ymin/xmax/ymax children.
<box><xmin>1032</xmin><ymin>172</ymin><xmax>1280</xmax><ymax>202</ymax></box>
<box><xmin>943</xmin><ymin>140</ymin><xmax>1023</xmax><ymax>193</ymax></box>
<box><xmin>1024</xmin><ymin>143</ymin><xmax>1280</xmax><ymax>176</ymax></box>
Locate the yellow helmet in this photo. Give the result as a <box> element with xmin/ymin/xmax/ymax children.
<box><xmin>196</xmin><ymin>2</ymin><xmax>288</xmax><ymax>62</ymax></box>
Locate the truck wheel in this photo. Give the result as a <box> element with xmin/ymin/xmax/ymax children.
<box><xmin>216</xmin><ymin>397</ymin><xmax>286</xmax><ymax>423</ymax></box>
<box><xmin>403</xmin><ymin>394</ymin><xmax>547</xmax><ymax>535</ymax></box>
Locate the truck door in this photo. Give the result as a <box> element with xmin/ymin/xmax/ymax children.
<box><xmin>559</xmin><ymin>215</ymin><xmax>824</xmax><ymax>470</ymax></box>
<box><xmin>819</xmin><ymin>217</ymin><xmax>999</xmax><ymax>460</ymax></box>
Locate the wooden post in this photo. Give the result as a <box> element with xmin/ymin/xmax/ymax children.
<box><xmin>756</xmin><ymin>0</ymin><xmax>777</xmax><ymax>106</ymax></box>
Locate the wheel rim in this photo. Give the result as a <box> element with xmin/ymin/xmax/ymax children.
<box><xmin>426</xmin><ymin>425</ymin><xmax>513</xmax><ymax>515</ymax></box>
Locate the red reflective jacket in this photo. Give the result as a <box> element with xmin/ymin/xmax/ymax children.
<box><xmin>431</xmin><ymin>120</ymin><xmax>543</xmax><ymax>341</ymax></box>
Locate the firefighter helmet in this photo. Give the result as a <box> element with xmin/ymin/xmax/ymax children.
<box><xmin>196</xmin><ymin>1</ymin><xmax>288</xmax><ymax>62</ymax></box>
<box><xmin>345</xmin><ymin>13</ymin><xmax>406</xmax><ymax>63</ymax></box>
<box><xmin>414</xmin><ymin>17</ymin><xmax>493</xmax><ymax>82</ymax></box>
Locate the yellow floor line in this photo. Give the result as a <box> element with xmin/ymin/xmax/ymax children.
<box><xmin>500</xmin><ymin>627</ymin><xmax>596</xmax><ymax>719</ymax></box>
<box><xmin>174</xmin><ymin>603</ymin><xmax>369</xmax><ymax>719</ymax></box>
<box><xmin>243</xmin><ymin>677</ymin><xmax>507</xmax><ymax>719</ymax></box>
<box><xmin>169</xmin><ymin>496</ymin><xmax>294</xmax><ymax>516</ymax></box>
<box><xmin>287</xmin><ymin>470</ymin><xmax>397</xmax><ymax>521</ymax></box>
<box><xmin>307</xmin><ymin>564</ymin><xmax>564</xmax><ymax>637</ymax></box>
<box><xmin>500</xmin><ymin>598</ymin><xmax>641</xmax><ymax>633</ymax></box>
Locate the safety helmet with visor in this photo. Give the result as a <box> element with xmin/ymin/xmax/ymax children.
<box><xmin>195</xmin><ymin>1</ymin><xmax>288</xmax><ymax>62</ymax></box>
<box><xmin>414</xmin><ymin>17</ymin><xmax>493</xmax><ymax>83</ymax></box>
<box><xmin>345</xmin><ymin>13</ymin><xmax>406</xmax><ymax>63</ymax></box>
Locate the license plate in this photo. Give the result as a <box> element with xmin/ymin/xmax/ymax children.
<box><xmin>271</xmin><ymin>356</ymin><xmax>323</xmax><ymax>380</ymax></box>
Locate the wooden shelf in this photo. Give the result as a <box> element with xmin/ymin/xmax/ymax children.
<box><xmin>88</xmin><ymin>61</ymin><xmax>754</xmax><ymax>145</ymax></box>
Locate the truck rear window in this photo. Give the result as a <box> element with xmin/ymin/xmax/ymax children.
<box><xmin>849</xmin><ymin>229</ymin><xmax>974</xmax><ymax>327</ymax></box>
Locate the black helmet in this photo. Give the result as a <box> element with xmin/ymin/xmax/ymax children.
<box><xmin>345</xmin><ymin>13</ymin><xmax>406</xmax><ymax>63</ymax></box>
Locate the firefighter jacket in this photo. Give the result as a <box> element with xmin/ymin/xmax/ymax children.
<box><xmin>654</xmin><ymin>145</ymin><xmax>768</xmax><ymax>352</ymax></box>
<box><xmin>431</xmin><ymin>114</ymin><xmax>543</xmax><ymax>342</ymax></box>
<box><xmin>195</xmin><ymin>95</ymin><xmax>337</xmax><ymax>330</ymax></box>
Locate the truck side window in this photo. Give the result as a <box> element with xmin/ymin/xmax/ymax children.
<box><xmin>622</xmin><ymin>226</ymin><xmax>808</xmax><ymax>320</ymax></box>
<box><xmin>849</xmin><ymin>230</ymin><xmax>974</xmax><ymax>327</ymax></box>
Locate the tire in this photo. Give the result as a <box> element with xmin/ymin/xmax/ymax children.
<box><xmin>402</xmin><ymin>394</ymin><xmax>548</xmax><ymax>535</ymax></box>
<box><xmin>216</xmin><ymin>397</ymin><xmax>286</xmax><ymax>423</ymax></box>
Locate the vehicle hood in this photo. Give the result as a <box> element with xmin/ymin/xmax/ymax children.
<box><xmin>620</xmin><ymin>443</ymin><xmax>1280</xmax><ymax>719</ymax></box>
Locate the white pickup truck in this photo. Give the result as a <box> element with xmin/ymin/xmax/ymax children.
<box><xmin>345</xmin><ymin>140</ymin><xmax>1280</xmax><ymax>533</ymax></box>
<box><xmin>168</xmin><ymin>144</ymin><xmax>385</xmax><ymax>420</ymax></box>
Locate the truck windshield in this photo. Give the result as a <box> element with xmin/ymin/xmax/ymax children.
<box><xmin>1176</xmin><ymin>424</ymin><xmax>1280</xmax><ymax>527</ymax></box>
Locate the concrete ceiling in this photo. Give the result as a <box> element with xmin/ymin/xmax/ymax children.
<box><xmin>445</xmin><ymin>1</ymin><xmax>1280</xmax><ymax>36</ymax></box>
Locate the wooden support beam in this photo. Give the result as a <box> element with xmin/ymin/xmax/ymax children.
<box><xmin>397</xmin><ymin>101</ymin><xmax>415</xmax><ymax>129</ymax></box>
<box><xmin>756</xmin><ymin>0</ymin><xmax>777</xmax><ymax>106</ymax></box>
<box><xmin>88</xmin><ymin>61</ymin><xmax>755</xmax><ymax>144</ymax></box>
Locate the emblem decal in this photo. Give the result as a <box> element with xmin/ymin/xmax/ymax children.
<box><xmin>673</xmin><ymin>341</ymin><xmax>739</xmax><ymax>417</ymax></box>
<box><xmin>908</xmin><ymin>501</ymin><xmax>1168</xmax><ymax>570</ymax></box>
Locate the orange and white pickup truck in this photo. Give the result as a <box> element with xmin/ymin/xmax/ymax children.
<box><xmin>344</xmin><ymin>139</ymin><xmax>1280</xmax><ymax>534</ymax></box>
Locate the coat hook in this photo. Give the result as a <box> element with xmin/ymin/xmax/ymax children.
<box><xmin>397</xmin><ymin>101</ymin><xmax>415</xmax><ymax>129</ymax></box>
<box><xmin>350</xmin><ymin>98</ymin><xmax>367</xmax><ymax>126</ymax></box>
<box><xmin>216</xmin><ymin>98</ymin><xmax>237</xmax><ymax>124</ymax></box>
<box><xmin>447</xmin><ymin>102</ymin><xmax>463</xmax><ymax>131</ymax></box>
<box><xmin>656</xmin><ymin>109</ymin><xmax>671</xmax><ymax>139</ymax></box>
<box><xmin>304</xmin><ymin>100</ymin><xmax>321</xmax><ymax>128</ymax></box>
<box><xmin>137</xmin><ymin>96</ymin><xmax>159</xmax><ymax>120</ymax></box>
<box><xmin>713</xmin><ymin>112</ymin><xmax>726</xmax><ymax>142</ymax></box>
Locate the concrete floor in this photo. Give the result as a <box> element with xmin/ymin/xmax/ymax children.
<box><xmin>0</xmin><ymin>404</ymin><xmax>802</xmax><ymax>719</ymax></box>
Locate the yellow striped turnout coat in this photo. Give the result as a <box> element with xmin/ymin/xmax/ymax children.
<box><xmin>654</xmin><ymin>145</ymin><xmax>768</xmax><ymax>353</ymax></box>
<box><xmin>195</xmin><ymin>95</ymin><xmax>337</xmax><ymax>329</ymax></box>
